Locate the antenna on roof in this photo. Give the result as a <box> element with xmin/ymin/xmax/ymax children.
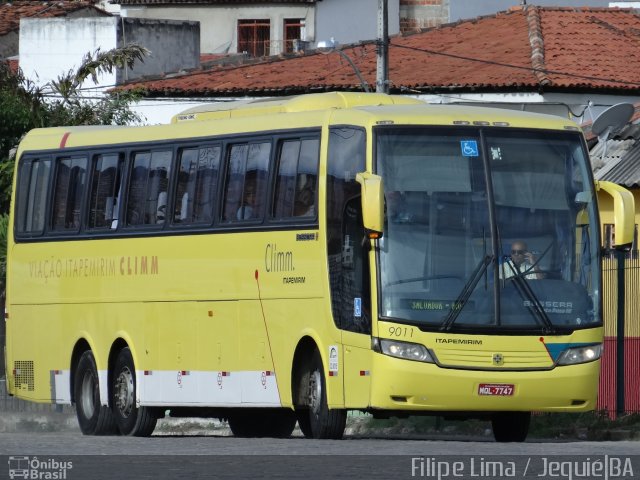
<box><xmin>591</xmin><ymin>103</ymin><xmax>634</xmax><ymax>161</ymax></box>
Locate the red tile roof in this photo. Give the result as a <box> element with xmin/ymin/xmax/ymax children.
<box><xmin>0</xmin><ymin>1</ymin><xmax>107</xmax><ymax>37</ymax></box>
<box><xmin>118</xmin><ymin>6</ymin><xmax>640</xmax><ymax>97</ymax></box>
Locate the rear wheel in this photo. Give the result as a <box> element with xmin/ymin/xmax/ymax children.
<box><xmin>74</xmin><ymin>351</ymin><xmax>117</xmax><ymax>435</ymax></box>
<box><xmin>297</xmin><ymin>349</ymin><xmax>346</xmax><ymax>439</ymax></box>
<box><xmin>492</xmin><ymin>412</ymin><xmax>531</xmax><ymax>442</ymax></box>
<box><xmin>228</xmin><ymin>408</ymin><xmax>297</xmax><ymax>438</ymax></box>
<box><xmin>111</xmin><ymin>347</ymin><xmax>157</xmax><ymax>436</ymax></box>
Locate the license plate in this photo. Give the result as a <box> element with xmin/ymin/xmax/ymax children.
<box><xmin>478</xmin><ymin>383</ymin><xmax>514</xmax><ymax>396</ymax></box>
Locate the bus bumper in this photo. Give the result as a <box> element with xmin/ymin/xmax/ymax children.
<box><xmin>369</xmin><ymin>353</ymin><xmax>599</xmax><ymax>412</ymax></box>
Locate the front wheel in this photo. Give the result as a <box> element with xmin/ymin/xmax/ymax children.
<box><xmin>492</xmin><ymin>411</ymin><xmax>531</xmax><ymax>442</ymax></box>
<box><xmin>111</xmin><ymin>347</ymin><xmax>157</xmax><ymax>436</ymax></box>
<box><xmin>74</xmin><ymin>351</ymin><xmax>117</xmax><ymax>435</ymax></box>
<box><xmin>297</xmin><ymin>350</ymin><xmax>346</xmax><ymax>439</ymax></box>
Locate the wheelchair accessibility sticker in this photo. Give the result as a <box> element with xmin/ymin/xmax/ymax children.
<box><xmin>461</xmin><ymin>140</ymin><xmax>479</xmax><ymax>157</ymax></box>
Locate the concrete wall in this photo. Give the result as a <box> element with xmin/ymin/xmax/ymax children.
<box><xmin>20</xmin><ymin>18</ymin><xmax>119</xmax><ymax>91</ymax></box>
<box><xmin>316</xmin><ymin>0</ymin><xmax>400</xmax><ymax>45</ymax></box>
<box><xmin>1</xmin><ymin>7</ymin><xmax>106</xmax><ymax>59</ymax></box>
<box><xmin>120</xmin><ymin>18</ymin><xmax>199</xmax><ymax>82</ymax></box>
<box><xmin>19</xmin><ymin>17</ymin><xmax>199</xmax><ymax>90</ymax></box>
<box><xmin>121</xmin><ymin>5</ymin><xmax>316</xmax><ymax>55</ymax></box>
<box><xmin>0</xmin><ymin>31</ymin><xmax>18</xmax><ymax>59</ymax></box>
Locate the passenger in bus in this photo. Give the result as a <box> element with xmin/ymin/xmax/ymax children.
<box><xmin>294</xmin><ymin>185</ymin><xmax>315</xmax><ymax>217</ymax></box>
<box><xmin>237</xmin><ymin>181</ymin><xmax>258</xmax><ymax>220</ymax></box>
<box><xmin>500</xmin><ymin>240</ymin><xmax>543</xmax><ymax>280</ymax></box>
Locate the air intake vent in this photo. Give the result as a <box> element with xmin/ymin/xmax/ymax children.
<box><xmin>14</xmin><ymin>360</ymin><xmax>34</xmax><ymax>391</ymax></box>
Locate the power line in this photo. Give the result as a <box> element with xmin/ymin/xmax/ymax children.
<box><xmin>391</xmin><ymin>43</ymin><xmax>640</xmax><ymax>88</ymax></box>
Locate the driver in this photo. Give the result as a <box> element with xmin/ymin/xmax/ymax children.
<box><xmin>500</xmin><ymin>240</ymin><xmax>543</xmax><ymax>280</ymax></box>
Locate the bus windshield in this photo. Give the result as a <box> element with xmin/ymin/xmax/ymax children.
<box><xmin>376</xmin><ymin>126</ymin><xmax>600</xmax><ymax>333</ymax></box>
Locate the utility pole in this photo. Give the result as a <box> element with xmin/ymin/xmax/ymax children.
<box><xmin>376</xmin><ymin>0</ymin><xmax>389</xmax><ymax>93</ymax></box>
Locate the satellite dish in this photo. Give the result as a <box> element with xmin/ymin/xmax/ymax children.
<box><xmin>591</xmin><ymin>103</ymin><xmax>634</xmax><ymax>161</ymax></box>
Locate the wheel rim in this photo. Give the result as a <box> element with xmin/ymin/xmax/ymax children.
<box><xmin>80</xmin><ymin>370</ymin><xmax>97</xmax><ymax>418</ymax></box>
<box><xmin>114</xmin><ymin>366</ymin><xmax>134</xmax><ymax>418</ymax></box>
<box><xmin>309</xmin><ymin>370</ymin><xmax>322</xmax><ymax>415</ymax></box>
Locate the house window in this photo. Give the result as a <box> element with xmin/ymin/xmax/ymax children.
<box><xmin>238</xmin><ymin>19</ymin><xmax>271</xmax><ymax>57</ymax></box>
<box><xmin>284</xmin><ymin>19</ymin><xmax>304</xmax><ymax>53</ymax></box>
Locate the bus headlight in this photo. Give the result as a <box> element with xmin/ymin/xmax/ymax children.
<box><xmin>376</xmin><ymin>338</ymin><xmax>435</xmax><ymax>363</ymax></box>
<box><xmin>556</xmin><ymin>344</ymin><xmax>602</xmax><ymax>366</ymax></box>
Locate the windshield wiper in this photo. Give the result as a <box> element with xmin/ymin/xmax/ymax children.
<box><xmin>440</xmin><ymin>255</ymin><xmax>493</xmax><ymax>331</ymax></box>
<box><xmin>504</xmin><ymin>262</ymin><xmax>556</xmax><ymax>334</ymax></box>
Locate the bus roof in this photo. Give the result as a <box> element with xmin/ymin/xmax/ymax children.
<box><xmin>170</xmin><ymin>92</ymin><xmax>424</xmax><ymax>123</ymax></box>
<box><xmin>16</xmin><ymin>93</ymin><xmax>581</xmax><ymax>154</ymax></box>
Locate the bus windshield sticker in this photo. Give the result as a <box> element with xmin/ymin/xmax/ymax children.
<box><xmin>460</xmin><ymin>140</ymin><xmax>479</xmax><ymax>157</ymax></box>
<box><xmin>354</xmin><ymin>297</ymin><xmax>362</xmax><ymax>317</ymax></box>
<box><xmin>329</xmin><ymin>346</ymin><xmax>339</xmax><ymax>376</ymax></box>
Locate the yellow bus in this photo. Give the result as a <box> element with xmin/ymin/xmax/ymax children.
<box><xmin>4</xmin><ymin>92</ymin><xmax>634</xmax><ymax>441</ymax></box>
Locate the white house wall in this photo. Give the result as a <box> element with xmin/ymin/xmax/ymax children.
<box><xmin>20</xmin><ymin>17</ymin><xmax>118</xmax><ymax>93</ymax></box>
<box><xmin>121</xmin><ymin>5</ymin><xmax>316</xmax><ymax>55</ymax></box>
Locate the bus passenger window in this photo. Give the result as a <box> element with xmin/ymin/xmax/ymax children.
<box><xmin>126</xmin><ymin>150</ymin><xmax>172</xmax><ymax>226</ymax></box>
<box><xmin>88</xmin><ymin>154</ymin><xmax>124</xmax><ymax>230</ymax></box>
<box><xmin>272</xmin><ymin>138</ymin><xmax>319</xmax><ymax>219</ymax></box>
<box><xmin>222</xmin><ymin>142</ymin><xmax>270</xmax><ymax>222</ymax></box>
<box><xmin>15</xmin><ymin>158</ymin><xmax>51</xmax><ymax>235</ymax></box>
<box><xmin>174</xmin><ymin>146</ymin><xmax>220</xmax><ymax>225</ymax></box>
<box><xmin>52</xmin><ymin>156</ymin><xmax>87</xmax><ymax>232</ymax></box>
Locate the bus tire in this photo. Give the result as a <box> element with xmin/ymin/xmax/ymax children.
<box><xmin>228</xmin><ymin>408</ymin><xmax>297</xmax><ymax>438</ymax></box>
<box><xmin>111</xmin><ymin>347</ymin><xmax>157</xmax><ymax>437</ymax></box>
<box><xmin>301</xmin><ymin>349</ymin><xmax>346</xmax><ymax>439</ymax></box>
<box><xmin>74</xmin><ymin>351</ymin><xmax>117</xmax><ymax>435</ymax></box>
<box><xmin>491</xmin><ymin>412</ymin><xmax>531</xmax><ymax>442</ymax></box>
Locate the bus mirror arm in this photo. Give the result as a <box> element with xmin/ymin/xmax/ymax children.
<box><xmin>595</xmin><ymin>181</ymin><xmax>635</xmax><ymax>251</ymax></box>
<box><xmin>355</xmin><ymin>172</ymin><xmax>384</xmax><ymax>239</ymax></box>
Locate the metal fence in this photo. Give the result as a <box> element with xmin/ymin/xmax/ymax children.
<box><xmin>598</xmin><ymin>251</ymin><xmax>640</xmax><ymax>416</ymax></box>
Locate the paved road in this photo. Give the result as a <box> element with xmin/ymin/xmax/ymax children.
<box><xmin>1</xmin><ymin>431</ymin><xmax>638</xmax><ymax>480</ymax></box>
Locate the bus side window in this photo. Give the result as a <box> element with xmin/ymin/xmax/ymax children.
<box><xmin>88</xmin><ymin>153</ymin><xmax>124</xmax><ymax>230</ymax></box>
<box><xmin>174</xmin><ymin>145</ymin><xmax>220</xmax><ymax>225</ymax></box>
<box><xmin>15</xmin><ymin>158</ymin><xmax>52</xmax><ymax>236</ymax></box>
<box><xmin>126</xmin><ymin>150</ymin><xmax>172</xmax><ymax>226</ymax></box>
<box><xmin>222</xmin><ymin>142</ymin><xmax>270</xmax><ymax>222</ymax></box>
<box><xmin>51</xmin><ymin>156</ymin><xmax>88</xmax><ymax>232</ymax></box>
<box><xmin>272</xmin><ymin>138</ymin><xmax>319</xmax><ymax>220</ymax></box>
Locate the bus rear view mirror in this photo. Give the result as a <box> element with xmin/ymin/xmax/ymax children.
<box><xmin>356</xmin><ymin>172</ymin><xmax>384</xmax><ymax>239</ymax></box>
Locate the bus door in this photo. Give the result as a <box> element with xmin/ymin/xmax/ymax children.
<box><xmin>327</xmin><ymin>127</ymin><xmax>372</xmax><ymax>407</ymax></box>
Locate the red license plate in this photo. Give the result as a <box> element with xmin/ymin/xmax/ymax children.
<box><xmin>478</xmin><ymin>383</ymin><xmax>514</xmax><ymax>396</ymax></box>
